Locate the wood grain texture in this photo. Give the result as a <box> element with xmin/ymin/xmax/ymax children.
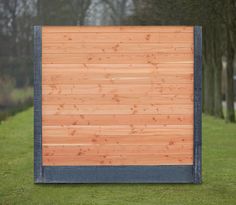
<box><xmin>42</xmin><ymin>63</ymin><xmax>193</xmax><ymax>70</ymax></box>
<box><xmin>43</xmin><ymin>135</ymin><xmax>193</xmax><ymax>145</ymax></box>
<box><xmin>41</xmin><ymin>26</ymin><xmax>194</xmax><ymax>166</ymax></box>
<box><xmin>43</xmin><ymin>114</ymin><xmax>193</xmax><ymax>126</ymax></box>
<box><xmin>42</xmin><ymin>94</ymin><xmax>193</xmax><ymax>105</ymax></box>
<box><xmin>42</xmin><ymin>125</ymin><xmax>193</xmax><ymax>137</ymax></box>
<box><xmin>43</xmin><ymin>155</ymin><xmax>193</xmax><ymax>166</ymax></box>
<box><xmin>43</xmin><ymin>26</ymin><xmax>193</xmax><ymax>33</ymax></box>
<box><xmin>42</xmin><ymin>32</ymin><xmax>193</xmax><ymax>43</ymax></box>
<box><xmin>43</xmin><ymin>104</ymin><xmax>193</xmax><ymax>115</ymax></box>
<box><xmin>43</xmin><ymin>43</ymin><xmax>193</xmax><ymax>54</ymax></box>
<box><xmin>43</xmin><ymin>144</ymin><xmax>193</xmax><ymax>156</ymax></box>
<box><xmin>42</xmin><ymin>84</ymin><xmax>193</xmax><ymax>95</ymax></box>
<box><xmin>42</xmin><ymin>53</ymin><xmax>193</xmax><ymax>64</ymax></box>
<box><xmin>42</xmin><ymin>73</ymin><xmax>193</xmax><ymax>84</ymax></box>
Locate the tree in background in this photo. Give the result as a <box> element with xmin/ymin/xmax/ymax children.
<box><xmin>101</xmin><ymin>0</ymin><xmax>132</xmax><ymax>25</ymax></box>
<box><xmin>224</xmin><ymin>0</ymin><xmax>236</xmax><ymax>122</ymax></box>
<box><xmin>126</xmin><ymin>0</ymin><xmax>235</xmax><ymax>122</ymax></box>
<box><xmin>37</xmin><ymin>0</ymin><xmax>92</xmax><ymax>25</ymax></box>
<box><xmin>0</xmin><ymin>0</ymin><xmax>35</xmax><ymax>87</ymax></box>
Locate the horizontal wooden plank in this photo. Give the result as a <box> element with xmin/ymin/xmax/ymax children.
<box><xmin>42</xmin><ymin>63</ymin><xmax>193</xmax><ymax>70</ymax></box>
<box><xmin>42</xmin><ymin>74</ymin><xmax>193</xmax><ymax>85</ymax></box>
<box><xmin>42</xmin><ymin>84</ymin><xmax>193</xmax><ymax>95</ymax></box>
<box><xmin>43</xmin><ymin>154</ymin><xmax>193</xmax><ymax>166</ymax></box>
<box><xmin>43</xmin><ymin>43</ymin><xmax>193</xmax><ymax>54</ymax></box>
<box><xmin>43</xmin><ymin>26</ymin><xmax>193</xmax><ymax>33</ymax></box>
<box><xmin>42</xmin><ymin>32</ymin><xmax>193</xmax><ymax>43</ymax></box>
<box><xmin>42</xmin><ymin>67</ymin><xmax>193</xmax><ymax>75</ymax></box>
<box><xmin>42</xmin><ymin>125</ymin><xmax>193</xmax><ymax>137</ymax></box>
<box><xmin>42</xmin><ymin>53</ymin><xmax>193</xmax><ymax>64</ymax></box>
<box><xmin>43</xmin><ymin>134</ymin><xmax>193</xmax><ymax>145</ymax></box>
<box><xmin>43</xmin><ymin>144</ymin><xmax>193</xmax><ymax>156</ymax></box>
<box><xmin>42</xmin><ymin>104</ymin><xmax>193</xmax><ymax>115</ymax></box>
<box><xmin>42</xmin><ymin>70</ymin><xmax>193</xmax><ymax>77</ymax></box>
<box><xmin>43</xmin><ymin>114</ymin><xmax>193</xmax><ymax>126</ymax></box>
<box><xmin>42</xmin><ymin>94</ymin><xmax>193</xmax><ymax>105</ymax></box>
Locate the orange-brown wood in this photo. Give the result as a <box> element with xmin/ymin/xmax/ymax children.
<box><xmin>42</xmin><ymin>53</ymin><xmax>193</xmax><ymax>64</ymax></box>
<box><xmin>42</xmin><ymin>63</ymin><xmax>193</xmax><ymax>70</ymax></box>
<box><xmin>42</xmin><ymin>135</ymin><xmax>193</xmax><ymax>145</ymax></box>
<box><xmin>43</xmin><ymin>104</ymin><xmax>193</xmax><ymax>115</ymax></box>
<box><xmin>43</xmin><ymin>114</ymin><xmax>193</xmax><ymax>126</ymax></box>
<box><xmin>42</xmin><ymin>125</ymin><xmax>193</xmax><ymax>137</ymax></box>
<box><xmin>43</xmin><ymin>144</ymin><xmax>193</xmax><ymax>156</ymax></box>
<box><xmin>43</xmin><ymin>43</ymin><xmax>193</xmax><ymax>54</ymax></box>
<box><xmin>43</xmin><ymin>26</ymin><xmax>193</xmax><ymax>33</ymax></box>
<box><xmin>42</xmin><ymin>94</ymin><xmax>193</xmax><ymax>105</ymax></box>
<box><xmin>42</xmin><ymin>74</ymin><xmax>193</xmax><ymax>84</ymax></box>
<box><xmin>42</xmin><ymin>66</ymin><xmax>193</xmax><ymax>74</ymax></box>
<box><xmin>42</xmin><ymin>32</ymin><xmax>193</xmax><ymax>43</ymax></box>
<box><xmin>42</xmin><ymin>84</ymin><xmax>193</xmax><ymax>95</ymax></box>
<box><xmin>41</xmin><ymin>26</ymin><xmax>194</xmax><ymax>166</ymax></box>
<box><xmin>43</xmin><ymin>155</ymin><xmax>193</xmax><ymax>166</ymax></box>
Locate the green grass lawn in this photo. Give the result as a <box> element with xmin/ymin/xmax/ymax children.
<box><xmin>0</xmin><ymin>107</ymin><xmax>235</xmax><ymax>205</ymax></box>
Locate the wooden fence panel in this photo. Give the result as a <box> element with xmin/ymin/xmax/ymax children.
<box><xmin>34</xmin><ymin>26</ymin><xmax>202</xmax><ymax>183</ymax></box>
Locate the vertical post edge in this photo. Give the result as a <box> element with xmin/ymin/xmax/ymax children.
<box><xmin>34</xmin><ymin>26</ymin><xmax>43</xmax><ymax>183</ymax></box>
<box><xmin>193</xmin><ymin>26</ymin><xmax>202</xmax><ymax>184</ymax></box>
